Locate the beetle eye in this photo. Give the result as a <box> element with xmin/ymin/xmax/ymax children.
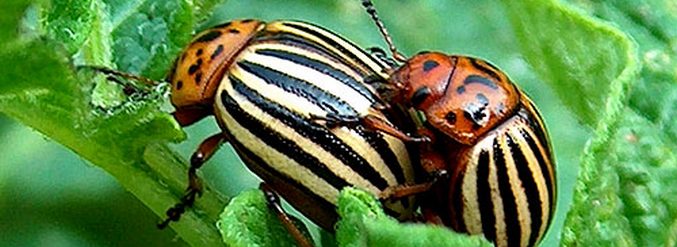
<box><xmin>411</xmin><ymin>86</ymin><xmax>431</xmax><ymax>107</ymax></box>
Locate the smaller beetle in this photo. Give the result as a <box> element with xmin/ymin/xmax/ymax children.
<box><xmin>359</xmin><ymin>1</ymin><xmax>557</xmax><ymax>247</ymax></box>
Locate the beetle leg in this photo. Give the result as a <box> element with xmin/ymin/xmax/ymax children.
<box><xmin>362</xmin><ymin>115</ymin><xmax>430</xmax><ymax>142</ymax></box>
<box><xmin>416</xmin><ymin>127</ymin><xmax>449</xmax><ymax>173</ymax></box>
<box><xmin>157</xmin><ymin>133</ymin><xmax>226</xmax><ymax>229</ymax></box>
<box><xmin>310</xmin><ymin>113</ymin><xmax>428</xmax><ymax>142</ymax></box>
<box><xmin>420</xmin><ymin>205</ymin><xmax>446</xmax><ymax>225</ymax></box>
<box><xmin>379</xmin><ymin>170</ymin><xmax>448</xmax><ymax>201</ymax></box>
<box><xmin>80</xmin><ymin>65</ymin><xmax>162</xmax><ymax>87</ymax></box>
<box><xmin>379</xmin><ymin>182</ymin><xmax>434</xmax><ymax>200</ymax></box>
<box><xmin>260</xmin><ymin>183</ymin><xmax>314</xmax><ymax>247</ymax></box>
<box><xmin>363</xmin><ymin>74</ymin><xmax>400</xmax><ymax>102</ymax></box>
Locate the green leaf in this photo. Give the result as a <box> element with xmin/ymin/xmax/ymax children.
<box><xmin>500</xmin><ymin>0</ymin><xmax>677</xmax><ymax>245</ymax></box>
<box><xmin>4</xmin><ymin>0</ymin><xmax>674</xmax><ymax>246</ymax></box>
<box><xmin>335</xmin><ymin>188</ymin><xmax>493</xmax><ymax>247</ymax></box>
<box><xmin>0</xmin><ymin>0</ymin><xmax>227</xmax><ymax>246</ymax></box>
<box><xmin>500</xmin><ymin>0</ymin><xmax>637</xmax><ymax>126</ymax></box>
<box><xmin>0</xmin><ymin>0</ymin><xmax>33</xmax><ymax>44</ymax></box>
<box><xmin>108</xmin><ymin>0</ymin><xmax>193</xmax><ymax>78</ymax></box>
<box><xmin>541</xmin><ymin>1</ymin><xmax>675</xmax><ymax>246</ymax></box>
<box><xmin>217</xmin><ymin>189</ymin><xmax>310</xmax><ymax>247</ymax></box>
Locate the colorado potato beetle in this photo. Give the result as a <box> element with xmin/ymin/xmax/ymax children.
<box><xmin>95</xmin><ymin>19</ymin><xmax>421</xmax><ymax>246</ymax></box>
<box><xmin>361</xmin><ymin>1</ymin><xmax>556</xmax><ymax>247</ymax></box>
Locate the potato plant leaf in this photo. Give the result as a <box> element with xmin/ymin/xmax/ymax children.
<box><xmin>0</xmin><ymin>0</ymin><xmax>228</xmax><ymax>246</ymax></box>
<box><xmin>2</xmin><ymin>0</ymin><xmax>675</xmax><ymax>246</ymax></box>
<box><xmin>335</xmin><ymin>188</ymin><xmax>493</xmax><ymax>247</ymax></box>
<box><xmin>501</xmin><ymin>0</ymin><xmax>676</xmax><ymax>246</ymax></box>
<box><xmin>217</xmin><ymin>189</ymin><xmax>311</xmax><ymax>247</ymax></box>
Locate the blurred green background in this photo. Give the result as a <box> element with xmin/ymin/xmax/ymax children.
<box><xmin>0</xmin><ymin>0</ymin><xmax>590</xmax><ymax>246</ymax></box>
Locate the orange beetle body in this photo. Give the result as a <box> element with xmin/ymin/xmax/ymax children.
<box><xmin>384</xmin><ymin>51</ymin><xmax>556</xmax><ymax>247</ymax></box>
<box><xmin>167</xmin><ymin>19</ymin><xmax>264</xmax><ymax>109</ymax></box>
<box><xmin>390</xmin><ymin>52</ymin><xmax>520</xmax><ymax>145</ymax></box>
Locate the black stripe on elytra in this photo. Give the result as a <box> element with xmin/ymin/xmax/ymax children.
<box><xmin>285</xmin><ymin>21</ymin><xmax>390</xmax><ymax>69</ymax></box>
<box><xmin>255</xmin><ymin>48</ymin><xmax>379</xmax><ymax>104</ymax></box>
<box><xmin>254</xmin><ymin>32</ymin><xmax>391</xmax><ymax>110</ymax></box>
<box><xmin>220</xmin><ymin>81</ymin><xmax>350</xmax><ymax>190</ymax></box>
<box><xmin>520</xmin><ymin>104</ymin><xmax>552</xmax><ymax>159</ymax></box>
<box><xmin>451</xmin><ymin>158</ymin><xmax>468</xmax><ymax>232</ymax></box>
<box><xmin>476</xmin><ymin>148</ymin><xmax>496</xmax><ymax>243</ymax></box>
<box><xmin>470</xmin><ymin>58</ymin><xmax>502</xmax><ymax>82</ymax></box>
<box><xmin>254</xmin><ymin>33</ymin><xmax>391</xmax><ymax>108</ymax></box>
<box><xmin>353</xmin><ymin>125</ymin><xmax>407</xmax><ymax>186</ymax></box>
<box><xmin>494</xmin><ymin>136</ymin><xmax>521</xmax><ymax>247</ymax></box>
<box><xmin>507</xmin><ymin>133</ymin><xmax>543</xmax><ymax>247</ymax></box>
<box><xmin>520</xmin><ymin>126</ymin><xmax>553</xmax><ymax>208</ymax></box>
<box><xmin>228</xmin><ymin>76</ymin><xmax>391</xmax><ymax>190</ymax></box>
<box><xmin>255</xmin><ymin>33</ymin><xmax>374</xmax><ymax>84</ymax></box>
<box><xmin>281</xmin><ymin>22</ymin><xmax>384</xmax><ymax>74</ymax></box>
<box><xmin>237</xmin><ymin>60</ymin><xmax>358</xmax><ymax>118</ymax></box>
<box><xmin>226</xmin><ymin>134</ymin><xmax>338</xmax><ymax>219</ymax></box>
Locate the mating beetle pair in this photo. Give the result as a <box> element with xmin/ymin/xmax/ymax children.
<box><xmin>97</xmin><ymin>1</ymin><xmax>556</xmax><ymax>246</ymax></box>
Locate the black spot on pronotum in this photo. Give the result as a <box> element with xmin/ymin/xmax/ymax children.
<box><xmin>445</xmin><ymin>112</ymin><xmax>456</xmax><ymax>124</ymax></box>
<box><xmin>228</xmin><ymin>29</ymin><xmax>241</xmax><ymax>34</ymax></box>
<box><xmin>196</xmin><ymin>49</ymin><xmax>203</xmax><ymax>56</ymax></box>
<box><xmin>211</xmin><ymin>44</ymin><xmax>224</xmax><ymax>60</ymax></box>
<box><xmin>176</xmin><ymin>80</ymin><xmax>183</xmax><ymax>90</ymax></box>
<box><xmin>188</xmin><ymin>59</ymin><xmax>203</xmax><ymax>75</ymax></box>
<box><xmin>496</xmin><ymin>102</ymin><xmax>506</xmax><ymax>114</ymax></box>
<box><xmin>464</xmin><ymin>75</ymin><xmax>498</xmax><ymax>90</ymax></box>
<box><xmin>456</xmin><ymin>85</ymin><xmax>466</xmax><ymax>94</ymax></box>
<box><xmin>463</xmin><ymin>111</ymin><xmax>474</xmax><ymax>125</ymax></box>
<box><xmin>476</xmin><ymin>93</ymin><xmax>489</xmax><ymax>106</ymax></box>
<box><xmin>195</xmin><ymin>30</ymin><xmax>222</xmax><ymax>42</ymax></box>
<box><xmin>472</xmin><ymin>109</ymin><xmax>487</xmax><ymax>129</ymax></box>
<box><xmin>195</xmin><ymin>72</ymin><xmax>203</xmax><ymax>85</ymax></box>
<box><xmin>463</xmin><ymin>104</ymin><xmax>488</xmax><ymax>130</ymax></box>
<box><xmin>423</xmin><ymin>60</ymin><xmax>439</xmax><ymax>72</ymax></box>
<box><xmin>241</xmin><ymin>19</ymin><xmax>254</xmax><ymax>23</ymax></box>
<box><xmin>411</xmin><ymin>87</ymin><xmax>431</xmax><ymax>107</ymax></box>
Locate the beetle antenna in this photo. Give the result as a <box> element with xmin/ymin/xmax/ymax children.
<box><xmin>78</xmin><ymin>65</ymin><xmax>163</xmax><ymax>87</ymax></box>
<box><xmin>361</xmin><ymin>0</ymin><xmax>407</xmax><ymax>63</ymax></box>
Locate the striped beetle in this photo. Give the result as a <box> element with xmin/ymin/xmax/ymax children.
<box><xmin>89</xmin><ymin>18</ymin><xmax>422</xmax><ymax>246</ymax></box>
<box><xmin>360</xmin><ymin>1</ymin><xmax>557</xmax><ymax>247</ymax></box>
<box><xmin>156</xmin><ymin>19</ymin><xmax>422</xmax><ymax>244</ymax></box>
